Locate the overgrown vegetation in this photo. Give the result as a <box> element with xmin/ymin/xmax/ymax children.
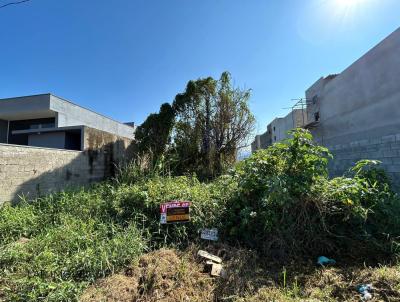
<box><xmin>226</xmin><ymin>129</ymin><xmax>400</xmax><ymax>259</ymax></box>
<box><xmin>0</xmin><ymin>190</ymin><xmax>146</xmax><ymax>301</ymax></box>
<box><xmin>1</xmin><ymin>129</ymin><xmax>399</xmax><ymax>301</ymax></box>
<box><xmin>134</xmin><ymin>71</ymin><xmax>255</xmax><ymax>179</ymax></box>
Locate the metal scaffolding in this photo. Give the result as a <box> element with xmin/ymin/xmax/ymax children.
<box><xmin>284</xmin><ymin>98</ymin><xmax>320</xmax><ymax>129</ymax></box>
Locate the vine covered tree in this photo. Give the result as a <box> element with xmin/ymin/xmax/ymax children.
<box><xmin>134</xmin><ymin>71</ymin><xmax>255</xmax><ymax>179</ymax></box>
<box><xmin>171</xmin><ymin>72</ymin><xmax>255</xmax><ymax>179</ymax></box>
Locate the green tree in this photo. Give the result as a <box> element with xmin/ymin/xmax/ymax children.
<box><xmin>134</xmin><ymin>103</ymin><xmax>175</xmax><ymax>164</ymax></box>
<box><xmin>171</xmin><ymin>72</ymin><xmax>255</xmax><ymax>179</ymax></box>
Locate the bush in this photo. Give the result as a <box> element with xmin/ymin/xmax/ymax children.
<box><xmin>224</xmin><ymin>129</ymin><xmax>400</xmax><ymax>259</ymax></box>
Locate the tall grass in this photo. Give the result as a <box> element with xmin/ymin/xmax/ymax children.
<box><xmin>0</xmin><ymin>189</ymin><xmax>146</xmax><ymax>302</ymax></box>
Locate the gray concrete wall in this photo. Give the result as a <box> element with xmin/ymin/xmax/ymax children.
<box><xmin>0</xmin><ymin>144</ymin><xmax>96</xmax><ymax>203</ymax></box>
<box><xmin>251</xmin><ymin>110</ymin><xmax>305</xmax><ymax>153</ymax></box>
<box><xmin>270</xmin><ymin>109</ymin><xmax>306</xmax><ymax>144</ymax></box>
<box><xmin>327</xmin><ymin>133</ymin><xmax>400</xmax><ymax>189</ymax></box>
<box><xmin>50</xmin><ymin>95</ymin><xmax>135</xmax><ymax>140</ymax></box>
<box><xmin>0</xmin><ymin>94</ymin><xmax>54</xmax><ymax>120</ymax></box>
<box><xmin>0</xmin><ymin>126</ymin><xmax>134</xmax><ymax>204</ymax></box>
<box><xmin>306</xmin><ymin>27</ymin><xmax>400</xmax><ymax>147</ymax></box>
<box><xmin>0</xmin><ymin>120</ymin><xmax>7</xmax><ymax>143</ymax></box>
<box><xmin>28</xmin><ymin>132</ymin><xmax>66</xmax><ymax>149</ymax></box>
<box><xmin>304</xmin><ymin>27</ymin><xmax>400</xmax><ymax>184</ymax></box>
<box><xmin>251</xmin><ymin>135</ymin><xmax>261</xmax><ymax>152</ymax></box>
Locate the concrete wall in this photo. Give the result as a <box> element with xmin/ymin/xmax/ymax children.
<box><xmin>304</xmin><ymin>27</ymin><xmax>400</xmax><ymax>182</ymax></box>
<box><xmin>0</xmin><ymin>144</ymin><xmax>97</xmax><ymax>203</ymax></box>
<box><xmin>251</xmin><ymin>110</ymin><xmax>305</xmax><ymax>153</ymax></box>
<box><xmin>51</xmin><ymin>95</ymin><xmax>135</xmax><ymax>140</ymax></box>
<box><xmin>0</xmin><ymin>126</ymin><xmax>134</xmax><ymax>203</ymax></box>
<box><xmin>305</xmin><ymin>27</ymin><xmax>400</xmax><ymax>147</ymax></box>
<box><xmin>328</xmin><ymin>133</ymin><xmax>400</xmax><ymax>189</ymax></box>
<box><xmin>83</xmin><ymin>127</ymin><xmax>134</xmax><ymax>178</ymax></box>
<box><xmin>0</xmin><ymin>120</ymin><xmax>7</xmax><ymax>143</ymax></box>
<box><xmin>251</xmin><ymin>135</ymin><xmax>261</xmax><ymax>153</ymax></box>
<box><xmin>270</xmin><ymin>109</ymin><xmax>305</xmax><ymax>144</ymax></box>
<box><xmin>0</xmin><ymin>94</ymin><xmax>54</xmax><ymax>120</ymax></box>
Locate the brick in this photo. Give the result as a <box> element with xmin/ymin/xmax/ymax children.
<box><xmin>390</xmin><ymin>158</ymin><xmax>400</xmax><ymax>165</ymax></box>
<box><xmin>384</xmin><ymin>150</ymin><xmax>398</xmax><ymax>158</ymax></box>
<box><xmin>387</xmin><ymin>165</ymin><xmax>400</xmax><ymax>173</ymax></box>
<box><xmin>382</xmin><ymin>135</ymin><xmax>396</xmax><ymax>143</ymax></box>
<box><xmin>370</xmin><ymin>137</ymin><xmax>382</xmax><ymax>145</ymax></box>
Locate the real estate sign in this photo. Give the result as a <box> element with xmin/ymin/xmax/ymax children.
<box><xmin>160</xmin><ymin>201</ymin><xmax>191</xmax><ymax>224</ymax></box>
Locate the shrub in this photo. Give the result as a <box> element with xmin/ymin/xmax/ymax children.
<box><xmin>225</xmin><ymin>129</ymin><xmax>400</xmax><ymax>259</ymax></box>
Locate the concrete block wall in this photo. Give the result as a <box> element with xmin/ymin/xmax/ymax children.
<box><xmin>0</xmin><ymin>144</ymin><xmax>104</xmax><ymax>203</ymax></box>
<box><xmin>0</xmin><ymin>127</ymin><xmax>134</xmax><ymax>203</ymax></box>
<box><xmin>327</xmin><ymin>133</ymin><xmax>400</xmax><ymax>188</ymax></box>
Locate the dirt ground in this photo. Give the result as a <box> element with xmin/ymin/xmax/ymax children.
<box><xmin>80</xmin><ymin>245</ymin><xmax>400</xmax><ymax>302</ymax></box>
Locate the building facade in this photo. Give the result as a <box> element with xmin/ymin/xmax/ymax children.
<box><xmin>251</xmin><ymin>109</ymin><xmax>305</xmax><ymax>152</ymax></box>
<box><xmin>304</xmin><ymin>27</ymin><xmax>400</xmax><ymax>184</ymax></box>
<box><xmin>251</xmin><ymin>27</ymin><xmax>400</xmax><ymax>187</ymax></box>
<box><xmin>0</xmin><ymin>94</ymin><xmax>135</xmax><ymax>151</ymax></box>
<box><xmin>0</xmin><ymin>94</ymin><xmax>136</xmax><ymax>203</ymax></box>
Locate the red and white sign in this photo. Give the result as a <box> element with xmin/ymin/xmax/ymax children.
<box><xmin>160</xmin><ymin>201</ymin><xmax>191</xmax><ymax>224</ymax></box>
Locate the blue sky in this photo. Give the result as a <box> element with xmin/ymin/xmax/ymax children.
<box><xmin>1</xmin><ymin>0</ymin><xmax>399</xmax><ymax>134</ymax></box>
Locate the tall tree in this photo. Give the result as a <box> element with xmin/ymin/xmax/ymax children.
<box><xmin>171</xmin><ymin>72</ymin><xmax>255</xmax><ymax>179</ymax></box>
<box><xmin>134</xmin><ymin>103</ymin><xmax>175</xmax><ymax>163</ymax></box>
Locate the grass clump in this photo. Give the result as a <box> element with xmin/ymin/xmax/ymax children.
<box><xmin>0</xmin><ymin>191</ymin><xmax>146</xmax><ymax>302</ymax></box>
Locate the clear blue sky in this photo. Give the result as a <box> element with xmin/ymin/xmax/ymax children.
<box><xmin>1</xmin><ymin>0</ymin><xmax>399</xmax><ymax>134</ymax></box>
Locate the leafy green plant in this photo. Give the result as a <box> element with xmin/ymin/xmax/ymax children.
<box><xmin>225</xmin><ymin>129</ymin><xmax>400</xmax><ymax>259</ymax></box>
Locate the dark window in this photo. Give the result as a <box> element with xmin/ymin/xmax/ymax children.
<box><xmin>274</xmin><ymin>136</ymin><xmax>276</xmax><ymax>141</ymax></box>
<box><xmin>314</xmin><ymin>112</ymin><xmax>320</xmax><ymax>122</ymax></box>
<box><xmin>273</xmin><ymin>126</ymin><xmax>275</xmax><ymax>131</ymax></box>
<box><xmin>65</xmin><ymin>130</ymin><xmax>81</xmax><ymax>150</ymax></box>
<box><xmin>8</xmin><ymin>118</ymin><xmax>55</xmax><ymax>146</ymax></box>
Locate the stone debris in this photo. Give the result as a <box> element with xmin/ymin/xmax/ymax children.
<box><xmin>210</xmin><ymin>263</ymin><xmax>223</xmax><ymax>277</ymax></box>
<box><xmin>197</xmin><ymin>250</ymin><xmax>222</xmax><ymax>264</ymax></box>
<box><xmin>197</xmin><ymin>250</ymin><xmax>225</xmax><ymax>277</ymax></box>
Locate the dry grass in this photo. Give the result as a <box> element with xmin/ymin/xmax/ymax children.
<box><xmin>239</xmin><ymin>265</ymin><xmax>400</xmax><ymax>302</ymax></box>
<box><xmin>80</xmin><ymin>248</ymin><xmax>214</xmax><ymax>302</ymax></box>
<box><xmin>80</xmin><ymin>245</ymin><xmax>400</xmax><ymax>302</ymax></box>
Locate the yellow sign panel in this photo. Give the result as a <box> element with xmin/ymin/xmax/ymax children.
<box><xmin>167</xmin><ymin>214</ymin><xmax>190</xmax><ymax>222</ymax></box>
